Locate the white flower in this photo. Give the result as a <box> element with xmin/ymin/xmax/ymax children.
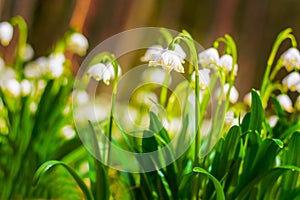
<box><xmin>268</xmin><ymin>115</ymin><xmax>278</xmax><ymax>127</ymax></box>
<box><xmin>173</xmin><ymin>44</ymin><xmax>186</xmax><ymax>59</ymax></box>
<box><xmin>20</xmin><ymin>79</ymin><xmax>31</xmax><ymax>96</ymax></box>
<box><xmin>0</xmin><ymin>22</ymin><xmax>13</xmax><ymax>46</ymax></box>
<box><xmin>61</xmin><ymin>125</ymin><xmax>76</xmax><ymax>139</ymax></box>
<box><xmin>277</xmin><ymin>94</ymin><xmax>293</xmax><ymax>112</ymax></box>
<box><xmin>0</xmin><ymin>67</ymin><xmax>16</xmax><ymax>85</ymax></box>
<box><xmin>281</xmin><ymin>48</ymin><xmax>300</xmax><ymax>71</ymax></box>
<box><xmin>47</xmin><ymin>53</ymin><xmax>65</xmax><ymax>78</ymax></box>
<box><xmin>216</xmin><ymin>83</ymin><xmax>239</xmax><ymax>104</ymax></box>
<box><xmin>225</xmin><ymin>110</ymin><xmax>239</xmax><ymax>126</ymax></box>
<box><xmin>141</xmin><ymin>45</ymin><xmax>163</xmax><ymax>62</ymax></box>
<box><xmin>191</xmin><ymin>68</ymin><xmax>211</xmax><ymax>89</ymax></box>
<box><xmin>282</xmin><ymin>72</ymin><xmax>300</xmax><ymax>91</ymax></box>
<box><xmin>74</xmin><ymin>90</ymin><xmax>89</xmax><ymax>105</ymax></box>
<box><xmin>198</xmin><ymin>48</ymin><xmax>219</xmax><ymax>68</ymax></box>
<box><xmin>243</xmin><ymin>92</ymin><xmax>252</xmax><ymax>107</ymax></box>
<box><xmin>21</xmin><ymin>44</ymin><xmax>34</xmax><ymax>61</ymax></box>
<box><xmin>142</xmin><ymin>68</ymin><xmax>171</xmax><ymax>85</ymax></box>
<box><xmin>219</xmin><ymin>54</ymin><xmax>233</xmax><ymax>71</ymax></box>
<box><xmin>297</xmin><ymin>82</ymin><xmax>300</xmax><ymax>93</ymax></box>
<box><xmin>295</xmin><ymin>96</ymin><xmax>300</xmax><ymax>111</ymax></box>
<box><xmin>150</xmin><ymin>49</ymin><xmax>185</xmax><ymax>73</ymax></box>
<box><xmin>1</xmin><ymin>79</ymin><xmax>21</xmax><ymax>97</ymax></box>
<box><xmin>87</xmin><ymin>62</ymin><xmax>121</xmax><ymax>85</ymax></box>
<box><xmin>67</xmin><ymin>33</ymin><xmax>89</xmax><ymax>56</ymax></box>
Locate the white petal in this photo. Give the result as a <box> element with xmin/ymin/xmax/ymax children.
<box><xmin>21</xmin><ymin>79</ymin><xmax>32</xmax><ymax>96</ymax></box>
<box><xmin>281</xmin><ymin>48</ymin><xmax>300</xmax><ymax>71</ymax></box>
<box><xmin>0</xmin><ymin>22</ymin><xmax>13</xmax><ymax>46</ymax></box>
<box><xmin>282</xmin><ymin>72</ymin><xmax>300</xmax><ymax>91</ymax></box>
<box><xmin>1</xmin><ymin>79</ymin><xmax>21</xmax><ymax>97</ymax></box>
<box><xmin>87</xmin><ymin>63</ymin><xmax>106</xmax><ymax>81</ymax></box>
<box><xmin>277</xmin><ymin>94</ymin><xmax>293</xmax><ymax>112</ymax></box>
<box><xmin>67</xmin><ymin>33</ymin><xmax>89</xmax><ymax>56</ymax></box>
<box><xmin>219</xmin><ymin>54</ymin><xmax>233</xmax><ymax>72</ymax></box>
<box><xmin>198</xmin><ymin>48</ymin><xmax>219</xmax><ymax>68</ymax></box>
<box><xmin>243</xmin><ymin>92</ymin><xmax>252</xmax><ymax>107</ymax></box>
<box><xmin>174</xmin><ymin>44</ymin><xmax>186</xmax><ymax>59</ymax></box>
<box><xmin>141</xmin><ymin>45</ymin><xmax>163</xmax><ymax>62</ymax></box>
<box><xmin>268</xmin><ymin>115</ymin><xmax>278</xmax><ymax>127</ymax></box>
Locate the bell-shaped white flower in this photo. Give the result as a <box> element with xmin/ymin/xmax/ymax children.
<box><xmin>282</xmin><ymin>72</ymin><xmax>300</xmax><ymax>91</ymax></box>
<box><xmin>281</xmin><ymin>48</ymin><xmax>300</xmax><ymax>71</ymax></box>
<box><xmin>20</xmin><ymin>79</ymin><xmax>32</xmax><ymax>96</ymax></box>
<box><xmin>216</xmin><ymin>83</ymin><xmax>239</xmax><ymax>104</ymax></box>
<box><xmin>150</xmin><ymin>49</ymin><xmax>185</xmax><ymax>73</ymax></box>
<box><xmin>268</xmin><ymin>115</ymin><xmax>278</xmax><ymax>127</ymax></box>
<box><xmin>87</xmin><ymin>62</ymin><xmax>121</xmax><ymax>85</ymax></box>
<box><xmin>0</xmin><ymin>22</ymin><xmax>13</xmax><ymax>46</ymax></box>
<box><xmin>67</xmin><ymin>33</ymin><xmax>89</xmax><ymax>56</ymax></box>
<box><xmin>141</xmin><ymin>45</ymin><xmax>163</xmax><ymax>62</ymax></box>
<box><xmin>191</xmin><ymin>68</ymin><xmax>211</xmax><ymax>89</ymax></box>
<box><xmin>47</xmin><ymin>53</ymin><xmax>65</xmax><ymax>78</ymax></box>
<box><xmin>219</xmin><ymin>54</ymin><xmax>232</xmax><ymax>71</ymax></box>
<box><xmin>243</xmin><ymin>92</ymin><xmax>252</xmax><ymax>107</ymax></box>
<box><xmin>173</xmin><ymin>44</ymin><xmax>186</xmax><ymax>60</ymax></box>
<box><xmin>1</xmin><ymin>79</ymin><xmax>21</xmax><ymax>97</ymax></box>
<box><xmin>295</xmin><ymin>96</ymin><xmax>300</xmax><ymax>111</ymax></box>
<box><xmin>21</xmin><ymin>44</ymin><xmax>34</xmax><ymax>61</ymax></box>
<box><xmin>198</xmin><ymin>48</ymin><xmax>219</xmax><ymax>68</ymax></box>
<box><xmin>277</xmin><ymin>94</ymin><xmax>293</xmax><ymax>112</ymax></box>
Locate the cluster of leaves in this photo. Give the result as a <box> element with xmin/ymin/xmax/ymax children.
<box><xmin>0</xmin><ymin>16</ymin><xmax>87</xmax><ymax>199</ymax></box>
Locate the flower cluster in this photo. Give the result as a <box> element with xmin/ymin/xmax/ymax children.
<box><xmin>141</xmin><ymin>44</ymin><xmax>186</xmax><ymax>73</ymax></box>
<box><xmin>87</xmin><ymin>62</ymin><xmax>122</xmax><ymax>85</ymax></box>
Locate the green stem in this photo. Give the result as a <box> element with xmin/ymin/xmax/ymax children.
<box><xmin>159</xmin><ymin>73</ymin><xmax>170</xmax><ymax>107</ymax></box>
<box><xmin>107</xmin><ymin>57</ymin><xmax>119</xmax><ymax>166</ymax></box>
<box><xmin>261</xmin><ymin>28</ymin><xmax>297</xmax><ymax>100</ymax></box>
<box><xmin>10</xmin><ymin>16</ymin><xmax>28</xmax><ymax>78</ymax></box>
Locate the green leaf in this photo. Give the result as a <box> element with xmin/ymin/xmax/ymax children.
<box><xmin>193</xmin><ymin>167</ymin><xmax>225</xmax><ymax>200</ymax></box>
<box><xmin>32</xmin><ymin>160</ymin><xmax>93</xmax><ymax>200</ymax></box>
<box><xmin>88</xmin><ymin>121</ymin><xmax>110</xmax><ymax>200</ymax></box>
<box><xmin>249</xmin><ymin>90</ymin><xmax>264</xmax><ymax>133</ymax></box>
<box><xmin>235</xmin><ymin>165</ymin><xmax>300</xmax><ymax>200</ymax></box>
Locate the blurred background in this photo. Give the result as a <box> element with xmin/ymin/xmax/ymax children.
<box><xmin>0</xmin><ymin>0</ymin><xmax>300</xmax><ymax>96</ymax></box>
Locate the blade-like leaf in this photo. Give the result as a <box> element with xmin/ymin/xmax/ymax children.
<box><xmin>249</xmin><ymin>90</ymin><xmax>264</xmax><ymax>133</ymax></box>
<box><xmin>32</xmin><ymin>160</ymin><xmax>93</xmax><ymax>200</ymax></box>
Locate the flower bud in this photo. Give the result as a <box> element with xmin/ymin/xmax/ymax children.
<box><xmin>0</xmin><ymin>22</ymin><xmax>13</xmax><ymax>46</ymax></box>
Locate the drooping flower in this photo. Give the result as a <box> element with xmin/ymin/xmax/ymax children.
<box><xmin>47</xmin><ymin>53</ymin><xmax>66</xmax><ymax>78</ymax></box>
<box><xmin>282</xmin><ymin>71</ymin><xmax>300</xmax><ymax>92</ymax></box>
<box><xmin>67</xmin><ymin>32</ymin><xmax>89</xmax><ymax>56</ymax></box>
<box><xmin>0</xmin><ymin>57</ymin><xmax>5</xmax><ymax>72</ymax></box>
<box><xmin>281</xmin><ymin>48</ymin><xmax>300</xmax><ymax>71</ymax></box>
<box><xmin>141</xmin><ymin>45</ymin><xmax>163</xmax><ymax>62</ymax></box>
<box><xmin>0</xmin><ymin>22</ymin><xmax>13</xmax><ymax>46</ymax></box>
<box><xmin>143</xmin><ymin>44</ymin><xmax>186</xmax><ymax>73</ymax></box>
<box><xmin>191</xmin><ymin>68</ymin><xmax>211</xmax><ymax>89</ymax></box>
<box><xmin>277</xmin><ymin>94</ymin><xmax>293</xmax><ymax>112</ymax></box>
<box><xmin>21</xmin><ymin>44</ymin><xmax>34</xmax><ymax>61</ymax></box>
<box><xmin>198</xmin><ymin>48</ymin><xmax>219</xmax><ymax>68</ymax></box>
<box><xmin>268</xmin><ymin>115</ymin><xmax>278</xmax><ymax>127</ymax></box>
<box><xmin>149</xmin><ymin>49</ymin><xmax>185</xmax><ymax>73</ymax></box>
<box><xmin>219</xmin><ymin>54</ymin><xmax>233</xmax><ymax>71</ymax></box>
<box><xmin>87</xmin><ymin>62</ymin><xmax>121</xmax><ymax>85</ymax></box>
<box><xmin>20</xmin><ymin>79</ymin><xmax>32</xmax><ymax>96</ymax></box>
<box><xmin>243</xmin><ymin>92</ymin><xmax>251</xmax><ymax>107</ymax></box>
<box><xmin>1</xmin><ymin>79</ymin><xmax>21</xmax><ymax>97</ymax></box>
<box><xmin>216</xmin><ymin>83</ymin><xmax>239</xmax><ymax>104</ymax></box>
